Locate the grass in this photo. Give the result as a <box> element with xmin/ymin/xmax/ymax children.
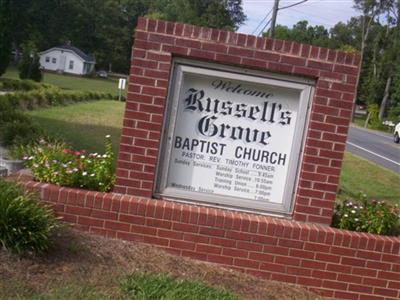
<box><xmin>121</xmin><ymin>273</ymin><xmax>238</xmax><ymax>300</ymax></box>
<box><xmin>352</xmin><ymin>115</ymin><xmax>395</xmax><ymax>134</ymax></box>
<box><xmin>3</xmin><ymin>65</ymin><xmax>125</xmax><ymax>96</ymax></box>
<box><xmin>27</xmin><ymin>100</ymin><xmax>124</xmax><ymax>155</ymax></box>
<box><xmin>338</xmin><ymin>152</ymin><xmax>400</xmax><ymax>205</ymax></box>
<box><xmin>2</xmin><ymin>273</ymin><xmax>237</xmax><ymax>300</ymax></box>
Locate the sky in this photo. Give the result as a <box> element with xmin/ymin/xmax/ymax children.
<box><xmin>238</xmin><ymin>0</ymin><xmax>360</xmax><ymax>36</ymax></box>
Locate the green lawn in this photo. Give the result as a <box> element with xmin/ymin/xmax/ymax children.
<box><xmin>3</xmin><ymin>65</ymin><xmax>125</xmax><ymax>95</ymax></box>
<box><xmin>28</xmin><ymin>100</ymin><xmax>124</xmax><ymax>155</ymax></box>
<box><xmin>27</xmin><ymin>100</ymin><xmax>399</xmax><ymax>204</ymax></box>
<box><xmin>338</xmin><ymin>152</ymin><xmax>400</xmax><ymax>204</ymax></box>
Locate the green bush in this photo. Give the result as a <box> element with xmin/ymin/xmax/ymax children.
<box><xmin>0</xmin><ymin>179</ymin><xmax>59</xmax><ymax>254</ymax></box>
<box><xmin>0</xmin><ymin>89</ymin><xmax>114</xmax><ymax>110</ymax></box>
<box><xmin>22</xmin><ymin>136</ymin><xmax>115</xmax><ymax>192</ymax></box>
<box><xmin>0</xmin><ymin>78</ymin><xmax>54</xmax><ymax>91</ymax></box>
<box><xmin>121</xmin><ymin>273</ymin><xmax>238</xmax><ymax>300</ymax></box>
<box><xmin>0</xmin><ymin>101</ymin><xmax>42</xmax><ymax>147</ymax></box>
<box><xmin>332</xmin><ymin>193</ymin><xmax>400</xmax><ymax>235</ymax></box>
<box><xmin>0</xmin><ymin>120</ymin><xmax>42</xmax><ymax>147</ymax></box>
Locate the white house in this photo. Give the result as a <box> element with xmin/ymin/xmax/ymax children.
<box><xmin>39</xmin><ymin>44</ymin><xmax>95</xmax><ymax>75</ymax></box>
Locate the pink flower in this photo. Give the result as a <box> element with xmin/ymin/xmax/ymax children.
<box><xmin>75</xmin><ymin>151</ymin><xmax>81</xmax><ymax>156</ymax></box>
<box><xmin>63</xmin><ymin>149</ymin><xmax>70</xmax><ymax>154</ymax></box>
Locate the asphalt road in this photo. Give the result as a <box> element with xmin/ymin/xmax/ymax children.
<box><xmin>346</xmin><ymin>126</ymin><xmax>400</xmax><ymax>174</ymax></box>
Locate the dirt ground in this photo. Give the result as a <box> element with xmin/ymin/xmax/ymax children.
<box><xmin>0</xmin><ymin>227</ymin><xmax>325</xmax><ymax>300</ymax></box>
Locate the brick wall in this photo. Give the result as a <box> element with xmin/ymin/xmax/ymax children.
<box><xmin>21</xmin><ymin>179</ymin><xmax>400</xmax><ymax>300</ymax></box>
<box><xmin>114</xmin><ymin>17</ymin><xmax>361</xmax><ymax>225</ymax></box>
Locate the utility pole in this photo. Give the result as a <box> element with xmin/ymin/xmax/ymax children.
<box><xmin>269</xmin><ymin>0</ymin><xmax>280</xmax><ymax>38</ymax></box>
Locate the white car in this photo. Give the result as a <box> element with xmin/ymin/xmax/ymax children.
<box><xmin>394</xmin><ymin>122</ymin><xmax>400</xmax><ymax>143</ymax></box>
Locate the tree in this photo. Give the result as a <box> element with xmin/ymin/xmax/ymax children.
<box><xmin>352</xmin><ymin>0</ymin><xmax>395</xmax><ymax>120</ymax></box>
<box><xmin>18</xmin><ymin>42</ymin><xmax>42</xmax><ymax>82</ymax></box>
<box><xmin>265</xmin><ymin>21</ymin><xmax>331</xmax><ymax>48</ymax></box>
<box><xmin>0</xmin><ymin>0</ymin><xmax>12</xmax><ymax>76</ymax></box>
<box><xmin>147</xmin><ymin>0</ymin><xmax>246</xmax><ymax>31</ymax></box>
<box><xmin>7</xmin><ymin>0</ymin><xmax>246</xmax><ymax>74</ymax></box>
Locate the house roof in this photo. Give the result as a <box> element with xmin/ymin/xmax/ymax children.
<box><xmin>41</xmin><ymin>45</ymin><xmax>95</xmax><ymax>63</ymax></box>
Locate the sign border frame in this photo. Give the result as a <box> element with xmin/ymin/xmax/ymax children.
<box><xmin>154</xmin><ymin>58</ymin><xmax>315</xmax><ymax>217</ymax></box>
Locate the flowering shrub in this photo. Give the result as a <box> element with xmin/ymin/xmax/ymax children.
<box><xmin>332</xmin><ymin>193</ymin><xmax>400</xmax><ymax>236</ymax></box>
<box><xmin>23</xmin><ymin>136</ymin><xmax>115</xmax><ymax>192</ymax></box>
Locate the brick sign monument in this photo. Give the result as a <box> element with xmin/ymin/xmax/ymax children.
<box><xmin>115</xmin><ymin>17</ymin><xmax>360</xmax><ymax>226</ymax></box>
<box><xmin>22</xmin><ymin>17</ymin><xmax>399</xmax><ymax>299</ymax></box>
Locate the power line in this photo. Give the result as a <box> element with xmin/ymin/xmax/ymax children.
<box><xmin>278</xmin><ymin>0</ymin><xmax>309</xmax><ymax>11</ymax></box>
<box><xmin>289</xmin><ymin>7</ymin><xmax>337</xmax><ymax>26</ymax></box>
<box><xmin>251</xmin><ymin>8</ymin><xmax>273</xmax><ymax>35</ymax></box>
<box><xmin>258</xmin><ymin>18</ymin><xmax>272</xmax><ymax>36</ymax></box>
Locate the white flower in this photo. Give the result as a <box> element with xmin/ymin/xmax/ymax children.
<box><xmin>90</xmin><ymin>173</ymin><xmax>95</xmax><ymax>177</ymax></box>
<box><xmin>72</xmin><ymin>168</ymin><xmax>78</xmax><ymax>172</ymax></box>
<box><xmin>99</xmin><ymin>182</ymin><xmax>103</xmax><ymax>186</ymax></box>
<box><xmin>351</xmin><ymin>210</ymin><xmax>356</xmax><ymax>214</ymax></box>
<box><xmin>23</xmin><ymin>156</ymin><xmax>29</xmax><ymax>160</ymax></box>
<box><xmin>102</xmin><ymin>154</ymin><xmax>107</xmax><ymax>158</ymax></box>
<box><xmin>28</xmin><ymin>156</ymin><xmax>34</xmax><ymax>160</ymax></box>
<box><xmin>354</xmin><ymin>218</ymin><xmax>359</xmax><ymax>222</ymax></box>
<box><xmin>82</xmin><ymin>171</ymin><xmax>87</xmax><ymax>176</ymax></box>
<box><xmin>62</xmin><ymin>164</ymin><xmax>68</xmax><ymax>168</ymax></box>
<box><xmin>80</xmin><ymin>155</ymin><xmax>85</xmax><ymax>159</ymax></box>
<box><xmin>105</xmin><ymin>135</ymin><xmax>111</xmax><ymax>138</ymax></box>
<box><xmin>344</xmin><ymin>214</ymin><xmax>348</xmax><ymax>217</ymax></box>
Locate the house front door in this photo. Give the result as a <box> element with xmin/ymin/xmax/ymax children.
<box><xmin>59</xmin><ymin>55</ymin><xmax>66</xmax><ymax>72</ymax></box>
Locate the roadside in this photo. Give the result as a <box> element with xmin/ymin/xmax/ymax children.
<box><xmin>346</xmin><ymin>125</ymin><xmax>400</xmax><ymax>173</ymax></box>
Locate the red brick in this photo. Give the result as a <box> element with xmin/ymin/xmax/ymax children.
<box><xmin>297</xmin><ymin>277</ymin><xmax>322</xmax><ymax>287</ymax></box>
<box><xmin>271</xmin><ymin>273</ymin><xmax>297</xmax><ymax>284</ymax></box>
<box><xmin>275</xmin><ymin>256</ymin><xmax>300</xmax><ymax>266</ymax></box>
<box><xmin>222</xmin><ymin>247</ymin><xmax>248</xmax><ymax>258</ymax></box>
<box><xmin>105</xmin><ymin>221</ymin><xmax>130</xmax><ymax>232</ymax></box>
<box><xmin>333</xmin><ymin>291</ymin><xmax>358</xmax><ymax>300</ymax></box>
<box><xmin>322</xmin><ymin>280</ymin><xmax>348</xmax><ymax>290</ymax></box>
<box><xmin>207</xmin><ymin>254</ymin><xmax>233</xmax><ymax>265</ymax></box>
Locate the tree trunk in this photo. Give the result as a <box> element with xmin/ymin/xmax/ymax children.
<box><xmin>379</xmin><ymin>76</ymin><xmax>392</xmax><ymax>120</ymax></box>
<box><xmin>351</xmin><ymin>14</ymin><xmax>375</xmax><ymax>122</ymax></box>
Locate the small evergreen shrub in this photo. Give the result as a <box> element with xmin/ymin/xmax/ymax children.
<box><xmin>121</xmin><ymin>273</ymin><xmax>238</xmax><ymax>300</ymax></box>
<box><xmin>332</xmin><ymin>193</ymin><xmax>400</xmax><ymax>236</ymax></box>
<box><xmin>23</xmin><ymin>136</ymin><xmax>115</xmax><ymax>192</ymax></box>
<box><xmin>0</xmin><ymin>179</ymin><xmax>59</xmax><ymax>254</ymax></box>
<box><xmin>18</xmin><ymin>42</ymin><xmax>42</xmax><ymax>82</ymax></box>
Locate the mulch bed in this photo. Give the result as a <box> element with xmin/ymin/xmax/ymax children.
<box><xmin>0</xmin><ymin>227</ymin><xmax>324</xmax><ymax>299</ymax></box>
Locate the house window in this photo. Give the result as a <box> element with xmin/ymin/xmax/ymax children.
<box><xmin>45</xmin><ymin>56</ymin><xmax>50</xmax><ymax>63</ymax></box>
<box><xmin>52</xmin><ymin>58</ymin><xmax>56</xmax><ymax>64</ymax></box>
<box><xmin>69</xmin><ymin>60</ymin><xmax>74</xmax><ymax>70</ymax></box>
